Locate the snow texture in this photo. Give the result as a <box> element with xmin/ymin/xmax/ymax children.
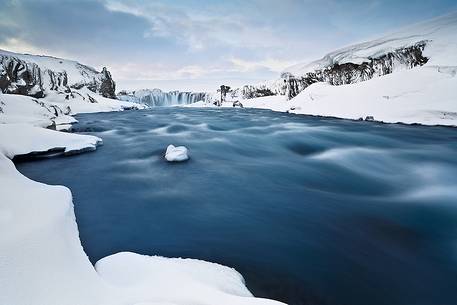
<box><xmin>165</xmin><ymin>144</ymin><xmax>189</xmax><ymax>162</ymax></box>
<box><xmin>0</xmin><ymin>50</ymin><xmax>283</xmax><ymax>305</ymax></box>
<box><xmin>0</xmin><ymin>49</ymin><xmax>116</xmax><ymax>98</ymax></box>
<box><xmin>285</xmin><ymin>11</ymin><xmax>457</xmax><ymax>76</ymax></box>
<box><xmin>190</xmin><ymin>12</ymin><xmax>457</xmax><ymax>126</ymax></box>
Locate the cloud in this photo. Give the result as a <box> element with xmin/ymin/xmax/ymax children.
<box><xmin>0</xmin><ymin>37</ymin><xmax>48</xmax><ymax>55</ymax></box>
<box><xmin>0</xmin><ymin>0</ymin><xmax>152</xmax><ymax>65</ymax></box>
<box><xmin>0</xmin><ymin>0</ymin><xmax>456</xmax><ymax>89</ymax></box>
<box><xmin>229</xmin><ymin>57</ymin><xmax>299</xmax><ymax>73</ymax></box>
<box><xmin>105</xmin><ymin>0</ymin><xmax>287</xmax><ymax>51</ymax></box>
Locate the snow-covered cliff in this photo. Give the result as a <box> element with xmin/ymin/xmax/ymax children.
<box><xmin>0</xmin><ymin>49</ymin><xmax>116</xmax><ymax>99</ymax></box>
<box><xmin>192</xmin><ymin>12</ymin><xmax>457</xmax><ymax>126</ymax></box>
<box><xmin>236</xmin><ymin>42</ymin><xmax>429</xmax><ymax>100</ymax></box>
<box><xmin>231</xmin><ymin>12</ymin><xmax>456</xmax><ymax>101</ymax></box>
<box><xmin>118</xmin><ymin>88</ymin><xmax>208</xmax><ymax>106</ymax></box>
<box><xmin>0</xmin><ymin>49</ymin><xmax>145</xmax><ymax>129</ymax></box>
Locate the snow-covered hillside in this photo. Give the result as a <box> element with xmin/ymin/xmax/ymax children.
<box><xmin>0</xmin><ymin>49</ymin><xmax>116</xmax><ymax>98</ymax></box>
<box><xmin>0</xmin><ymin>49</ymin><xmax>146</xmax><ymax>130</ymax></box>
<box><xmin>286</xmin><ymin>12</ymin><xmax>457</xmax><ymax>76</ymax></box>
<box><xmin>194</xmin><ymin>11</ymin><xmax>457</xmax><ymax>126</ymax></box>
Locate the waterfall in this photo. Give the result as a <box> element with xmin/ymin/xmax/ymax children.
<box><xmin>117</xmin><ymin>89</ymin><xmax>208</xmax><ymax>106</ymax></box>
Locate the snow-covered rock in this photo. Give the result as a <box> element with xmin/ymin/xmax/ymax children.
<box><xmin>0</xmin><ymin>93</ymin><xmax>71</xmax><ymax>127</ymax></box>
<box><xmin>118</xmin><ymin>88</ymin><xmax>208</xmax><ymax>106</ymax></box>
<box><xmin>0</xmin><ymin>124</ymin><xmax>102</xmax><ymax>159</ymax></box>
<box><xmin>0</xmin><ymin>90</ymin><xmax>145</xmax><ymax>131</ymax></box>
<box><xmin>96</xmin><ymin>252</ymin><xmax>261</xmax><ymax>305</ymax></box>
<box><xmin>165</xmin><ymin>144</ymin><xmax>189</xmax><ymax>162</ymax></box>
<box><xmin>0</xmin><ymin>49</ymin><xmax>116</xmax><ymax>98</ymax></box>
<box><xmin>235</xmin><ymin>41</ymin><xmax>429</xmax><ymax>101</ymax></box>
<box><xmin>0</xmin><ymin>48</ymin><xmax>145</xmax><ymax>121</ymax></box>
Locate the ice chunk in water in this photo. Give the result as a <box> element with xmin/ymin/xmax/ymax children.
<box><xmin>165</xmin><ymin>144</ymin><xmax>189</xmax><ymax>162</ymax></box>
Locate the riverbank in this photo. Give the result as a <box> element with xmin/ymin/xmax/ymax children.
<box><xmin>187</xmin><ymin>65</ymin><xmax>457</xmax><ymax>127</ymax></box>
<box><xmin>0</xmin><ymin>95</ymin><xmax>284</xmax><ymax>305</ymax></box>
<box><xmin>16</xmin><ymin>107</ymin><xmax>457</xmax><ymax>305</ymax></box>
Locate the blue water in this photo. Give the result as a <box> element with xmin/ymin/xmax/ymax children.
<box><xmin>16</xmin><ymin>108</ymin><xmax>457</xmax><ymax>305</ymax></box>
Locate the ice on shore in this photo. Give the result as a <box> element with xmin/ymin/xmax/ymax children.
<box><xmin>0</xmin><ymin>105</ymin><xmax>283</xmax><ymax>305</ymax></box>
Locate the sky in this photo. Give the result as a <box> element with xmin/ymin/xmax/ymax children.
<box><xmin>0</xmin><ymin>0</ymin><xmax>456</xmax><ymax>91</ymax></box>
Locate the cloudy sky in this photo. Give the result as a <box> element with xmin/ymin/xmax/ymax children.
<box><xmin>0</xmin><ymin>0</ymin><xmax>456</xmax><ymax>91</ymax></box>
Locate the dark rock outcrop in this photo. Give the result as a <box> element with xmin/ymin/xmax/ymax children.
<box><xmin>98</xmin><ymin>67</ymin><xmax>116</xmax><ymax>99</ymax></box>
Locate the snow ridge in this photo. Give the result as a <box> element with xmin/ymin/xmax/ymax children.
<box><xmin>0</xmin><ymin>49</ymin><xmax>116</xmax><ymax>99</ymax></box>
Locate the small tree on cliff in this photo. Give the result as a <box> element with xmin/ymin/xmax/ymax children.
<box><xmin>216</xmin><ymin>85</ymin><xmax>231</xmax><ymax>106</ymax></box>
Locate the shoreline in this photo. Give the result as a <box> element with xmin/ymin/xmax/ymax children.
<box><xmin>0</xmin><ymin>107</ymin><xmax>285</xmax><ymax>305</ymax></box>
<box><xmin>182</xmin><ymin>105</ymin><xmax>457</xmax><ymax>129</ymax></box>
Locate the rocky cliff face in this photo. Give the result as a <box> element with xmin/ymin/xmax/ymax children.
<box><xmin>71</xmin><ymin>66</ymin><xmax>116</xmax><ymax>99</ymax></box>
<box><xmin>0</xmin><ymin>56</ymin><xmax>67</xmax><ymax>98</ymax></box>
<box><xmin>237</xmin><ymin>41</ymin><xmax>429</xmax><ymax>100</ymax></box>
<box><xmin>0</xmin><ymin>51</ymin><xmax>116</xmax><ymax>99</ymax></box>
<box><xmin>118</xmin><ymin>89</ymin><xmax>208</xmax><ymax>106</ymax></box>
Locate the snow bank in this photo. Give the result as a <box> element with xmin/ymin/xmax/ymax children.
<box><xmin>0</xmin><ymin>126</ymin><xmax>116</xmax><ymax>305</ymax></box>
<box><xmin>0</xmin><ymin>75</ymin><xmax>284</xmax><ymax>305</ymax></box>
<box><xmin>42</xmin><ymin>87</ymin><xmax>147</xmax><ymax>114</ymax></box>
<box><xmin>233</xmin><ymin>65</ymin><xmax>457</xmax><ymax>126</ymax></box>
<box><xmin>274</xmin><ymin>12</ymin><xmax>457</xmax><ymax>126</ymax></box>
<box><xmin>96</xmin><ymin>252</ymin><xmax>283</xmax><ymax>305</ymax></box>
<box><xmin>0</xmin><ymin>89</ymin><xmax>145</xmax><ymax>133</ymax></box>
<box><xmin>0</xmin><ymin>153</ymin><xmax>114</xmax><ymax>305</ymax></box>
<box><xmin>0</xmin><ymin>123</ymin><xmax>102</xmax><ymax>158</ymax></box>
<box><xmin>165</xmin><ymin>144</ymin><xmax>189</xmax><ymax>162</ymax></box>
<box><xmin>0</xmin><ymin>93</ymin><xmax>73</xmax><ymax>127</ymax></box>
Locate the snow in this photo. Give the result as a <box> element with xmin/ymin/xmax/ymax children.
<box><xmin>0</xmin><ymin>55</ymin><xmax>283</xmax><ymax>305</ymax></box>
<box><xmin>44</xmin><ymin>87</ymin><xmax>146</xmax><ymax>114</ymax></box>
<box><xmin>165</xmin><ymin>144</ymin><xmax>189</xmax><ymax>162</ymax></box>
<box><xmin>96</xmin><ymin>252</ymin><xmax>284</xmax><ymax>305</ymax></box>
<box><xmin>0</xmin><ymin>126</ymin><xmax>284</xmax><ymax>305</ymax></box>
<box><xmin>0</xmin><ymin>93</ymin><xmax>71</xmax><ymax>127</ymax></box>
<box><xmin>0</xmin><ymin>49</ymin><xmax>102</xmax><ymax>87</ymax></box>
<box><xmin>188</xmin><ymin>12</ymin><xmax>457</xmax><ymax>127</ymax></box>
<box><xmin>285</xmin><ymin>11</ymin><xmax>457</xmax><ymax>76</ymax></box>
<box><xmin>0</xmin><ymin>88</ymin><xmax>146</xmax><ymax>131</ymax></box>
<box><xmin>0</xmin><ymin>123</ymin><xmax>102</xmax><ymax>158</ymax></box>
<box><xmin>3</xmin><ymin>10</ymin><xmax>456</xmax><ymax>305</ymax></box>
<box><xmin>220</xmin><ymin>65</ymin><xmax>457</xmax><ymax>126</ymax></box>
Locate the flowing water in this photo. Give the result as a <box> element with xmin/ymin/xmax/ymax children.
<box><xmin>16</xmin><ymin>108</ymin><xmax>457</xmax><ymax>305</ymax></box>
